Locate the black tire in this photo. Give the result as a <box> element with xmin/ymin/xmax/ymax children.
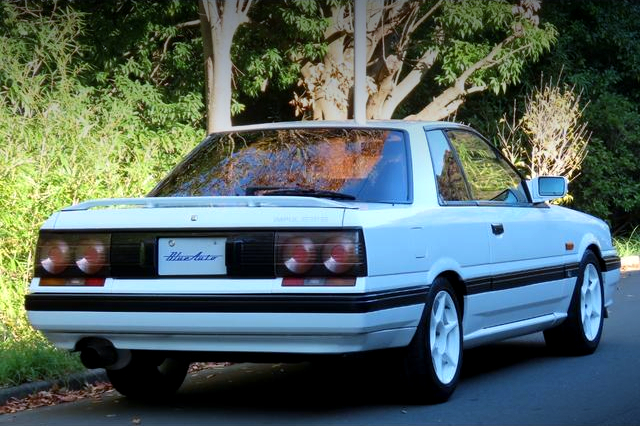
<box><xmin>544</xmin><ymin>250</ymin><xmax>605</xmax><ymax>355</ymax></box>
<box><xmin>403</xmin><ymin>277</ymin><xmax>463</xmax><ymax>403</ymax></box>
<box><xmin>106</xmin><ymin>351</ymin><xmax>189</xmax><ymax>400</ymax></box>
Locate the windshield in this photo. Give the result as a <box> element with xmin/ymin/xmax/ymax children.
<box><xmin>149</xmin><ymin>128</ymin><xmax>411</xmax><ymax>203</ymax></box>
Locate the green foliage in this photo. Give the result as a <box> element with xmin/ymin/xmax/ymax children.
<box><xmin>534</xmin><ymin>0</ymin><xmax>640</xmax><ymax>233</ymax></box>
<box><xmin>0</xmin><ymin>339</ymin><xmax>84</xmax><ymax>387</ymax></box>
<box><xmin>434</xmin><ymin>0</ymin><xmax>557</xmax><ymax>95</ymax></box>
<box><xmin>613</xmin><ymin>228</ymin><xmax>640</xmax><ymax>258</ymax></box>
<box><xmin>573</xmin><ymin>93</ymin><xmax>640</xmax><ymax>231</ymax></box>
<box><xmin>397</xmin><ymin>0</ymin><xmax>556</xmax><ymax>119</ymax></box>
<box><xmin>0</xmin><ymin>1</ymin><xmax>203</xmax><ymax>387</ymax></box>
<box><xmin>70</xmin><ymin>0</ymin><xmax>204</xmax><ymax>127</ymax></box>
<box><xmin>233</xmin><ymin>1</ymin><xmax>329</xmax><ymax>104</ymax></box>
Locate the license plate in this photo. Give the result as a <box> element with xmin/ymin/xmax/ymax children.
<box><xmin>158</xmin><ymin>238</ymin><xmax>226</xmax><ymax>276</ymax></box>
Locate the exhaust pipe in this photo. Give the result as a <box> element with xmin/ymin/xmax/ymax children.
<box><xmin>78</xmin><ymin>338</ymin><xmax>118</xmax><ymax>369</ymax></box>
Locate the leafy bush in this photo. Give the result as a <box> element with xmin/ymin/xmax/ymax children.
<box><xmin>0</xmin><ymin>1</ymin><xmax>203</xmax><ymax>386</ymax></box>
<box><xmin>571</xmin><ymin>93</ymin><xmax>640</xmax><ymax>233</ymax></box>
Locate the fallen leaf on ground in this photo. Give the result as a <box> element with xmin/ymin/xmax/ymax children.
<box><xmin>0</xmin><ymin>363</ymin><xmax>231</xmax><ymax>414</ymax></box>
<box><xmin>0</xmin><ymin>382</ymin><xmax>114</xmax><ymax>414</ymax></box>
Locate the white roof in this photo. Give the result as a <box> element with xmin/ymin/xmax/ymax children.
<box><xmin>223</xmin><ymin>120</ymin><xmax>472</xmax><ymax>133</ymax></box>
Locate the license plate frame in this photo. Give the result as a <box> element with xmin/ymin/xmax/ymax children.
<box><xmin>157</xmin><ymin>237</ymin><xmax>227</xmax><ymax>276</ymax></box>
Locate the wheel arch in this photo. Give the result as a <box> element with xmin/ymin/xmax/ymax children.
<box><xmin>583</xmin><ymin>242</ymin><xmax>606</xmax><ymax>272</ymax></box>
<box><xmin>435</xmin><ymin>270</ymin><xmax>466</xmax><ymax>316</ymax></box>
<box><xmin>427</xmin><ymin>258</ymin><xmax>467</xmax><ymax>316</ymax></box>
<box><xmin>577</xmin><ymin>234</ymin><xmax>606</xmax><ymax>271</ymax></box>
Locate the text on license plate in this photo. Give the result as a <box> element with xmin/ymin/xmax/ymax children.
<box><xmin>158</xmin><ymin>238</ymin><xmax>226</xmax><ymax>276</ymax></box>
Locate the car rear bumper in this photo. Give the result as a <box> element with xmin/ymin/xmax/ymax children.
<box><xmin>25</xmin><ymin>289</ymin><xmax>426</xmax><ymax>354</ymax></box>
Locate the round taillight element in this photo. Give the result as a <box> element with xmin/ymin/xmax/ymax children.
<box><xmin>323</xmin><ymin>236</ymin><xmax>356</xmax><ymax>274</ymax></box>
<box><xmin>282</xmin><ymin>237</ymin><xmax>317</xmax><ymax>274</ymax></box>
<box><xmin>40</xmin><ymin>240</ymin><xmax>70</xmax><ymax>275</ymax></box>
<box><xmin>75</xmin><ymin>239</ymin><xmax>107</xmax><ymax>275</ymax></box>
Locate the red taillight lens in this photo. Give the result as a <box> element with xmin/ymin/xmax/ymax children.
<box><xmin>75</xmin><ymin>238</ymin><xmax>108</xmax><ymax>274</ymax></box>
<box><xmin>276</xmin><ymin>231</ymin><xmax>365</xmax><ymax>277</ymax></box>
<box><xmin>281</xmin><ymin>237</ymin><xmax>317</xmax><ymax>274</ymax></box>
<box><xmin>322</xmin><ymin>236</ymin><xmax>357</xmax><ymax>274</ymax></box>
<box><xmin>36</xmin><ymin>233</ymin><xmax>110</xmax><ymax>277</ymax></box>
<box><xmin>39</xmin><ymin>239</ymin><xmax>71</xmax><ymax>274</ymax></box>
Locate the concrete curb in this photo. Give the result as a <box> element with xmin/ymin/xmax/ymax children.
<box><xmin>621</xmin><ymin>255</ymin><xmax>640</xmax><ymax>271</ymax></box>
<box><xmin>0</xmin><ymin>369</ymin><xmax>106</xmax><ymax>406</ymax></box>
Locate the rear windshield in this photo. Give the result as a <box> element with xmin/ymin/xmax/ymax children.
<box><xmin>149</xmin><ymin>128</ymin><xmax>411</xmax><ymax>203</ymax></box>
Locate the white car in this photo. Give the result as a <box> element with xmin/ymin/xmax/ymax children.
<box><xmin>26</xmin><ymin>121</ymin><xmax>620</xmax><ymax>402</ymax></box>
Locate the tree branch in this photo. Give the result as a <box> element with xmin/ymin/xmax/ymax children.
<box><xmin>466</xmin><ymin>84</ymin><xmax>487</xmax><ymax>94</ymax></box>
<box><xmin>176</xmin><ymin>19</ymin><xmax>201</xmax><ymax>29</ymax></box>
<box><xmin>408</xmin><ymin>0</ymin><xmax>443</xmax><ymax>34</ymax></box>
<box><xmin>457</xmin><ymin>34</ymin><xmax>517</xmax><ymax>87</ymax></box>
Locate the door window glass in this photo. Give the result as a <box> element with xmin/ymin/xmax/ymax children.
<box><xmin>425</xmin><ymin>130</ymin><xmax>471</xmax><ymax>202</ymax></box>
<box><xmin>446</xmin><ymin>130</ymin><xmax>528</xmax><ymax>203</ymax></box>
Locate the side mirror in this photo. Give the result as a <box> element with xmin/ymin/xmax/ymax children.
<box><xmin>527</xmin><ymin>176</ymin><xmax>568</xmax><ymax>203</ymax></box>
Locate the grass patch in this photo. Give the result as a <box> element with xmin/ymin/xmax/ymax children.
<box><xmin>0</xmin><ymin>340</ymin><xmax>83</xmax><ymax>388</ymax></box>
<box><xmin>614</xmin><ymin>228</ymin><xmax>640</xmax><ymax>257</ymax></box>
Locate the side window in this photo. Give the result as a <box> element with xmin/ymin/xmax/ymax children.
<box><xmin>426</xmin><ymin>130</ymin><xmax>471</xmax><ymax>202</ymax></box>
<box><xmin>446</xmin><ymin>130</ymin><xmax>528</xmax><ymax>204</ymax></box>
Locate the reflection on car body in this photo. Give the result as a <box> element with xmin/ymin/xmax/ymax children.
<box><xmin>26</xmin><ymin>121</ymin><xmax>621</xmax><ymax>403</ymax></box>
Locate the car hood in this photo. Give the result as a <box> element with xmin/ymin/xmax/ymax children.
<box><xmin>46</xmin><ymin>196</ymin><xmax>356</xmax><ymax>230</ymax></box>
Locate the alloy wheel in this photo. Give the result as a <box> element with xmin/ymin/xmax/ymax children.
<box><xmin>429</xmin><ymin>291</ymin><xmax>461</xmax><ymax>384</ymax></box>
<box><xmin>580</xmin><ymin>263</ymin><xmax>602</xmax><ymax>341</ymax></box>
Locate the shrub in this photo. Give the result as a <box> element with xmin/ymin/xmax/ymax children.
<box><xmin>0</xmin><ymin>0</ymin><xmax>203</xmax><ymax>386</ymax></box>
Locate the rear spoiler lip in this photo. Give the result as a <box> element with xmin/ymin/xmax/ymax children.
<box><xmin>61</xmin><ymin>196</ymin><xmax>358</xmax><ymax>211</ymax></box>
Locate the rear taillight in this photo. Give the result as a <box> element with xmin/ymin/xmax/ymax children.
<box><xmin>276</xmin><ymin>231</ymin><xmax>366</xmax><ymax>278</ymax></box>
<box><xmin>75</xmin><ymin>236</ymin><xmax>109</xmax><ymax>274</ymax></box>
<box><xmin>36</xmin><ymin>233</ymin><xmax>111</xmax><ymax>278</ymax></box>
<box><xmin>322</xmin><ymin>236</ymin><xmax>357</xmax><ymax>274</ymax></box>
<box><xmin>281</xmin><ymin>236</ymin><xmax>316</xmax><ymax>274</ymax></box>
<box><xmin>39</xmin><ymin>239</ymin><xmax>71</xmax><ymax>274</ymax></box>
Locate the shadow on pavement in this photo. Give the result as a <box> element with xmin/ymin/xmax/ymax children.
<box><xmin>114</xmin><ymin>336</ymin><xmax>556</xmax><ymax>411</ymax></box>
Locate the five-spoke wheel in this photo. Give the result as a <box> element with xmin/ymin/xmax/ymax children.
<box><xmin>430</xmin><ymin>291</ymin><xmax>461</xmax><ymax>385</ymax></box>
<box><xmin>544</xmin><ymin>250</ymin><xmax>605</xmax><ymax>355</ymax></box>
<box><xmin>404</xmin><ymin>277</ymin><xmax>462</xmax><ymax>403</ymax></box>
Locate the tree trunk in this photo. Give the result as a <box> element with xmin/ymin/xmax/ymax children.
<box><xmin>199</xmin><ymin>1</ymin><xmax>216</xmax><ymax>133</ymax></box>
<box><xmin>199</xmin><ymin>0</ymin><xmax>252</xmax><ymax>133</ymax></box>
<box><xmin>210</xmin><ymin>35</ymin><xmax>233</xmax><ymax>131</ymax></box>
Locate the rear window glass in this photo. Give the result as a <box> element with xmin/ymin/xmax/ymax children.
<box><xmin>149</xmin><ymin>128</ymin><xmax>411</xmax><ymax>203</ymax></box>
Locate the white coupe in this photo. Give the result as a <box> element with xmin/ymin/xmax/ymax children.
<box><xmin>26</xmin><ymin>121</ymin><xmax>621</xmax><ymax>402</ymax></box>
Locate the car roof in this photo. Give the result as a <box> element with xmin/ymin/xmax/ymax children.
<box><xmin>222</xmin><ymin>120</ymin><xmax>473</xmax><ymax>133</ymax></box>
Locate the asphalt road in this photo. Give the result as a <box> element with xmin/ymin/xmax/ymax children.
<box><xmin>3</xmin><ymin>271</ymin><xmax>639</xmax><ymax>425</ymax></box>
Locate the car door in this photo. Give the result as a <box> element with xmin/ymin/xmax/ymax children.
<box><xmin>443</xmin><ymin>129</ymin><xmax>570</xmax><ymax>330</ymax></box>
<box><xmin>423</xmin><ymin>129</ymin><xmax>491</xmax><ymax>279</ymax></box>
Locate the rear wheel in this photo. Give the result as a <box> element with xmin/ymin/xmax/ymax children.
<box><xmin>544</xmin><ymin>250</ymin><xmax>604</xmax><ymax>355</ymax></box>
<box><xmin>106</xmin><ymin>352</ymin><xmax>189</xmax><ymax>400</ymax></box>
<box><xmin>403</xmin><ymin>277</ymin><xmax>462</xmax><ymax>403</ymax></box>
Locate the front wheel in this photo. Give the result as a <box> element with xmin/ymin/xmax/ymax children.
<box><xmin>106</xmin><ymin>352</ymin><xmax>189</xmax><ymax>400</ymax></box>
<box><xmin>544</xmin><ymin>250</ymin><xmax>604</xmax><ymax>355</ymax></box>
<box><xmin>403</xmin><ymin>277</ymin><xmax>462</xmax><ymax>403</ymax></box>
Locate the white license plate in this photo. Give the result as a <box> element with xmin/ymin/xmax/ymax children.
<box><xmin>158</xmin><ymin>238</ymin><xmax>226</xmax><ymax>276</ymax></box>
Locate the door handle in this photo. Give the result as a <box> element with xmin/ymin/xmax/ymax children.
<box><xmin>491</xmin><ymin>223</ymin><xmax>504</xmax><ymax>235</ymax></box>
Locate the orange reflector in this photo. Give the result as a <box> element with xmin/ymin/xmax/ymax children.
<box><xmin>39</xmin><ymin>277</ymin><xmax>105</xmax><ymax>287</ymax></box>
<box><xmin>282</xmin><ymin>277</ymin><xmax>356</xmax><ymax>287</ymax></box>
<box><xmin>565</xmin><ymin>242</ymin><xmax>575</xmax><ymax>251</ymax></box>
<box><xmin>39</xmin><ymin>278</ymin><xmax>66</xmax><ymax>286</ymax></box>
